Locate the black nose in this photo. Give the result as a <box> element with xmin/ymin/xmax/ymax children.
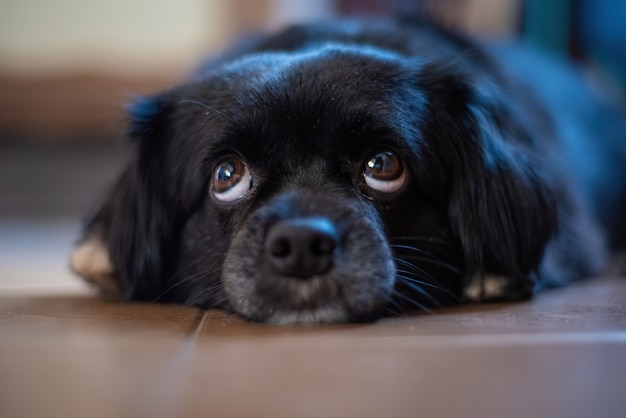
<box><xmin>266</xmin><ymin>217</ymin><xmax>338</xmax><ymax>279</ymax></box>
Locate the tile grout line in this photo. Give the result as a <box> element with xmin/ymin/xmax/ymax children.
<box><xmin>191</xmin><ymin>309</ymin><xmax>210</xmax><ymax>336</ymax></box>
<box><xmin>125</xmin><ymin>309</ymin><xmax>209</xmax><ymax>418</ymax></box>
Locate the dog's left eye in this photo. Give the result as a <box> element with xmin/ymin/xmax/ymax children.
<box><xmin>363</xmin><ymin>151</ymin><xmax>407</xmax><ymax>193</ymax></box>
<box><xmin>212</xmin><ymin>159</ymin><xmax>252</xmax><ymax>202</ymax></box>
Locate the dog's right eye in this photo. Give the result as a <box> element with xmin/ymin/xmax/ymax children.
<box><xmin>212</xmin><ymin>159</ymin><xmax>252</xmax><ymax>202</ymax></box>
<box><xmin>363</xmin><ymin>150</ymin><xmax>407</xmax><ymax>193</ymax></box>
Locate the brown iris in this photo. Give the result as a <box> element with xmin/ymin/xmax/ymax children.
<box><xmin>364</xmin><ymin>151</ymin><xmax>403</xmax><ymax>181</ymax></box>
<box><xmin>362</xmin><ymin>150</ymin><xmax>407</xmax><ymax>193</ymax></box>
<box><xmin>212</xmin><ymin>159</ymin><xmax>252</xmax><ymax>202</ymax></box>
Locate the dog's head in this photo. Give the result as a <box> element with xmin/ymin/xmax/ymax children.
<box><xmin>73</xmin><ymin>25</ymin><xmax>557</xmax><ymax>324</ymax></box>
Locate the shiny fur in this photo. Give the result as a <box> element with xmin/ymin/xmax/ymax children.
<box><xmin>72</xmin><ymin>19</ymin><xmax>626</xmax><ymax>324</ymax></box>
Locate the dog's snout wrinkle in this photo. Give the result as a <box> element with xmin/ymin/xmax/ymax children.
<box><xmin>266</xmin><ymin>217</ymin><xmax>338</xmax><ymax>279</ymax></box>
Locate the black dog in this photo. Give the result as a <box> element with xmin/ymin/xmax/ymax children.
<box><xmin>71</xmin><ymin>19</ymin><xmax>626</xmax><ymax>324</ymax></box>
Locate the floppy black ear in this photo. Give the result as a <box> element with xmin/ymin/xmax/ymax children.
<box><xmin>81</xmin><ymin>93</ymin><xmax>180</xmax><ymax>301</ymax></box>
<box><xmin>419</xmin><ymin>62</ymin><xmax>558</xmax><ymax>287</ymax></box>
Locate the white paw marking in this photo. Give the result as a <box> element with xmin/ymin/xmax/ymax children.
<box><xmin>70</xmin><ymin>237</ymin><xmax>119</xmax><ymax>295</ymax></box>
<box><xmin>463</xmin><ymin>274</ymin><xmax>508</xmax><ymax>302</ymax></box>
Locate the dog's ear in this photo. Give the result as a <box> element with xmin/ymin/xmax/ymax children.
<box><xmin>73</xmin><ymin>93</ymin><xmax>179</xmax><ymax>301</ymax></box>
<box><xmin>418</xmin><ymin>62</ymin><xmax>558</xmax><ymax>287</ymax></box>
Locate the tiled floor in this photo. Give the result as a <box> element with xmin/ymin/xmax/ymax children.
<box><xmin>0</xmin><ymin>220</ymin><xmax>625</xmax><ymax>418</ymax></box>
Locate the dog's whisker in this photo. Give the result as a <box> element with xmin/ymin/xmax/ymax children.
<box><xmin>178</xmin><ymin>99</ymin><xmax>230</xmax><ymax>120</ymax></box>
<box><xmin>394</xmin><ymin>264</ymin><xmax>452</xmax><ymax>296</ymax></box>
<box><xmin>389</xmin><ymin>243</ymin><xmax>433</xmax><ymax>255</ymax></box>
<box><xmin>151</xmin><ymin>267</ymin><xmax>222</xmax><ymax>304</ymax></box>
<box><xmin>186</xmin><ymin>281</ymin><xmax>228</xmax><ymax>307</ymax></box>
<box><xmin>395</xmin><ymin>274</ymin><xmax>446</xmax><ymax>309</ymax></box>
<box><xmin>164</xmin><ymin>259</ymin><xmax>206</xmax><ymax>286</ymax></box>
<box><xmin>394</xmin><ymin>259</ymin><xmax>437</xmax><ymax>280</ymax></box>
<box><xmin>391</xmin><ymin>290</ymin><xmax>435</xmax><ymax>315</ymax></box>
<box><xmin>390</xmin><ymin>243</ymin><xmax>457</xmax><ymax>267</ymax></box>
<box><xmin>184</xmin><ymin>281</ymin><xmax>225</xmax><ymax>307</ymax></box>
<box><xmin>391</xmin><ymin>236</ymin><xmax>450</xmax><ymax>244</ymax></box>
<box><xmin>393</xmin><ymin>258</ymin><xmax>447</xmax><ymax>287</ymax></box>
<box><xmin>383</xmin><ymin>305</ymin><xmax>404</xmax><ymax>317</ymax></box>
<box><xmin>399</xmin><ymin>275</ymin><xmax>461</xmax><ymax>304</ymax></box>
<box><xmin>398</xmin><ymin>254</ymin><xmax>462</xmax><ymax>274</ymax></box>
<box><xmin>384</xmin><ymin>293</ymin><xmax>406</xmax><ymax>316</ymax></box>
<box><xmin>395</xmin><ymin>268</ymin><xmax>443</xmax><ymax>291</ymax></box>
<box><xmin>390</xmin><ymin>241</ymin><xmax>454</xmax><ymax>259</ymax></box>
<box><xmin>393</xmin><ymin>261</ymin><xmax>461</xmax><ymax>302</ymax></box>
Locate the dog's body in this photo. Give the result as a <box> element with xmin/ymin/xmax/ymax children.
<box><xmin>72</xmin><ymin>19</ymin><xmax>626</xmax><ymax>324</ymax></box>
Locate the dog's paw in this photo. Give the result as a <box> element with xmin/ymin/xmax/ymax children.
<box><xmin>463</xmin><ymin>274</ymin><xmax>533</xmax><ymax>302</ymax></box>
<box><xmin>70</xmin><ymin>236</ymin><xmax>120</xmax><ymax>297</ymax></box>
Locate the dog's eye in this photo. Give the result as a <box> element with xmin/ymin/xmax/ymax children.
<box><xmin>212</xmin><ymin>159</ymin><xmax>252</xmax><ymax>202</ymax></box>
<box><xmin>363</xmin><ymin>151</ymin><xmax>407</xmax><ymax>193</ymax></box>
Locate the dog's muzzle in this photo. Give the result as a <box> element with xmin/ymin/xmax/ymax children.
<box><xmin>222</xmin><ymin>190</ymin><xmax>395</xmax><ymax>324</ymax></box>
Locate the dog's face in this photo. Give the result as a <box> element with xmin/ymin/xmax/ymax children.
<box><xmin>156</xmin><ymin>47</ymin><xmax>463</xmax><ymax>323</ymax></box>
<box><xmin>74</xmin><ymin>28</ymin><xmax>559</xmax><ymax>324</ymax></box>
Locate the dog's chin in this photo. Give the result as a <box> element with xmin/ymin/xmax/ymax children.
<box><xmin>232</xmin><ymin>295</ymin><xmax>388</xmax><ymax>325</ymax></box>
<box><xmin>222</xmin><ymin>271</ymin><xmax>392</xmax><ymax>324</ymax></box>
<box><xmin>264</xmin><ymin>305</ymin><xmax>349</xmax><ymax>325</ymax></box>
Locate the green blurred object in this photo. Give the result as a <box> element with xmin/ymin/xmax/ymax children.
<box><xmin>523</xmin><ymin>0</ymin><xmax>572</xmax><ymax>56</ymax></box>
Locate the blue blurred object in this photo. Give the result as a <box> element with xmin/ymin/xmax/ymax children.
<box><xmin>525</xmin><ymin>0</ymin><xmax>626</xmax><ymax>92</ymax></box>
<box><xmin>523</xmin><ymin>0</ymin><xmax>572</xmax><ymax>57</ymax></box>
<box><xmin>577</xmin><ymin>0</ymin><xmax>626</xmax><ymax>86</ymax></box>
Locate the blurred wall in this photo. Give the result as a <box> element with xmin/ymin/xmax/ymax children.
<box><xmin>0</xmin><ymin>0</ymin><xmax>522</xmax><ymax>140</ymax></box>
<box><xmin>0</xmin><ymin>0</ymin><xmax>229</xmax><ymax>77</ymax></box>
<box><xmin>0</xmin><ymin>0</ymin><xmax>338</xmax><ymax>78</ymax></box>
<box><xmin>0</xmin><ymin>0</ymin><xmax>338</xmax><ymax>139</ymax></box>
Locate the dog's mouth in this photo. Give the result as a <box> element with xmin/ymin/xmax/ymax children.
<box><xmin>220</xmin><ymin>191</ymin><xmax>396</xmax><ymax>324</ymax></box>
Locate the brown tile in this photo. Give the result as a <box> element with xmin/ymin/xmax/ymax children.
<box><xmin>0</xmin><ymin>277</ymin><xmax>624</xmax><ymax>418</ymax></box>
<box><xmin>186</xmin><ymin>336</ymin><xmax>626</xmax><ymax>418</ymax></box>
<box><xmin>0</xmin><ymin>293</ymin><xmax>203</xmax><ymax>418</ymax></box>
<box><xmin>0</xmin><ymin>293</ymin><xmax>203</xmax><ymax>335</ymax></box>
<box><xmin>0</xmin><ymin>324</ymin><xmax>200</xmax><ymax>418</ymax></box>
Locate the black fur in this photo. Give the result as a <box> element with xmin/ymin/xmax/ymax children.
<box><xmin>78</xmin><ymin>19</ymin><xmax>626</xmax><ymax>324</ymax></box>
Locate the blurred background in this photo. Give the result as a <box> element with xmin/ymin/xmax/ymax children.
<box><xmin>1</xmin><ymin>0</ymin><xmax>625</xmax><ymax>290</ymax></box>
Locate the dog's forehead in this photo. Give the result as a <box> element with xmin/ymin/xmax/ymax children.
<box><xmin>220</xmin><ymin>43</ymin><xmax>409</xmax><ymax>90</ymax></box>
<box><xmin>181</xmin><ymin>45</ymin><xmax>419</xmax><ymax>163</ymax></box>
<box><xmin>255</xmin><ymin>46</ymin><xmax>407</xmax><ymax>115</ymax></box>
